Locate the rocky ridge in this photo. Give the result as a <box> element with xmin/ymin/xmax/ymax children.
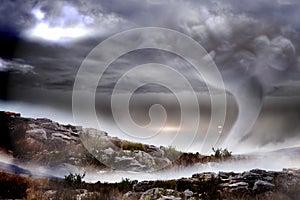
<box><xmin>0</xmin><ymin>111</ymin><xmax>218</xmax><ymax>172</ymax></box>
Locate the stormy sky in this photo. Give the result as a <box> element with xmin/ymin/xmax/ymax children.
<box><xmin>1</xmin><ymin>0</ymin><xmax>300</xmax><ymax>153</ymax></box>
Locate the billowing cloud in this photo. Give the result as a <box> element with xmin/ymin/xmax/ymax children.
<box><xmin>24</xmin><ymin>1</ymin><xmax>126</xmax><ymax>42</ymax></box>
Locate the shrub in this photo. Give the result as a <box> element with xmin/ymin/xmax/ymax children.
<box><xmin>212</xmin><ymin>147</ymin><xmax>232</xmax><ymax>158</ymax></box>
<box><xmin>161</xmin><ymin>146</ymin><xmax>182</xmax><ymax>161</ymax></box>
<box><xmin>212</xmin><ymin>147</ymin><xmax>222</xmax><ymax>158</ymax></box>
<box><xmin>117</xmin><ymin>178</ymin><xmax>138</xmax><ymax>192</ymax></box>
<box><xmin>121</xmin><ymin>141</ymin><xmax>146</xmax><ymax>152</ymax></box>
<box><xmin>222</xmin><ymin>148</ymin><xmax>232</xmax><ymax>157</ymax></box>
<box><xmin>64</xmin><ymin>172</ymin><xmax>85</xmax><ymax>186</ymax></box>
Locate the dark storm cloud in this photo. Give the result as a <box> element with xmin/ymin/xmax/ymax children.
<box><xmin>95</xmin><ymin>49</ymin><xmax>211</xmax><ymax>94</ymax></box>
<box><xmin>1</xmin><ymin>0</ymin><xmax>300</xmax><ymax>152</ymax></box>
<box><xmin>243</xmin><ymin>96</ymin><xmax>300</xmax><ymax>150</ymax></box>
<box><xmin>0</xmin><ymin>58</ymin><xmax>35</xmax><ymax>100</ymax></box>
<box><xmin>1</xmin><ymin>0</ymin><xmax>300</xmax><ymax>101</ymax></box>
<box><xmin>0</xmin><ymin>0</ymin><xmax>35</xmax><ymax>34</ymax></box>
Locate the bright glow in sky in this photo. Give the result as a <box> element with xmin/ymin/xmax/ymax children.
<box><xmin>161</xmin><ymin>126</ymin><xmax>180</xmax><ymax>133</ymax></box>
<box><xmin>27</xmin><ymin>6</ymin><xmax>91</xmax><ymax>42</ymax></box>
<box><xmin>32</xmin><ymin>8</ymin><xmax>45</xmax><ymax>20</ymax></box>
<box><xmin>29</xmin><ymin>22</ymin><xmax>88</xmax><ymax>41</ymax></box>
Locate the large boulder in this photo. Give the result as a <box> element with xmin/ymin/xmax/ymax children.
<box><xmin>253</xmin><ymin>180</ymin><xmax>275</xmax><ymax>193</ymax></box>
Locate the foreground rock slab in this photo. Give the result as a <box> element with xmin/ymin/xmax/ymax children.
<box><xmin>123</xmin><ymin>168</ymin><xmax>300</xmax><ymax>200</ymax></box>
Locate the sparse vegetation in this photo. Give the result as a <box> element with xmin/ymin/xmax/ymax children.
<box><xmin>152</xmin><ymin>180</ymin><xmax>177</xmax><ymax>190</ymax></box>
<box><xmin>0</xmin><ymin>169</ymin><xmax>299</xmax><ymax>200</ymax></box>
<box><xmin>221</xmin><ymin>148</ymin><xmax>232</xmax><ymax>157</ymax></box>
<box><xmin>121</xmin><ymin>141</ymin><xmax>147</xmax><ymax>152</ymax></box>
<box><xmin>161</xmin><ymin>145</ymin><xmax>182</xmax><ymax>161</ymax></box>
<box><xmin>0</xmin><ymin>172</ymin><xmax>29</xmax><ymax>199</ymax></box>
<box><xmin>117</xmin><ymin>178</ymin><xmax>138</xmax><ymax>192</ymax></box>
<box><xmin>64</xmin><ymin>172</ymin><xmax>85</xmax><ymax>186</ymax></box>
<box><xmin>212</xmin><ymin>147</ymin><xmax>232</xmax><ymax>158</ymax></box>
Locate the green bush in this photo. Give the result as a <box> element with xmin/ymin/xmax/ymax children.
<box><xmin>222</xmin><ymin>148</ymin><xmax>232</xmax><ymax>157</ymax></box>
<box><xmin>121</xmin><ymin>141</ymin><xmax>146</xmax><ymax>152</ymax></box>
<box><xmin>64</xmin><ymin>172</ymin><xmax>85</xmax><ymax>186</ymax></box>
<box><xmin>212</xmin><ymin>147</ymin><xmax>232</xmax><ymax>158</ymax></box>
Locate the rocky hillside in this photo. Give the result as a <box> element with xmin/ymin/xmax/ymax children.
<box><xmin>1</xmin><ymin>168</ymin><xmax>300</xmax><ymax>199</ymax></box>
<box><xmin>0</xmin><ymin>111</ymin><xmax>222</xmax><ymax>172</ymax></box>
<box><xmin>0</xmin><ymin>111</ymin><xmax>105</xmax><ymax>169</ymax></box>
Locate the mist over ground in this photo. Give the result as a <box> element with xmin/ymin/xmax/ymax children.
<box><xmin>1</xmin><ymin>0</ymin><xmax>300</xmax><ymax>154</ymax></box>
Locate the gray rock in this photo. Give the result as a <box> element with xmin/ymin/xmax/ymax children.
<box><xmin>192</xmin><ymin>172</ymin><xmax>216</xmax><ymax>181</ymax></box>
<box><xmin>239</xmin><ymin>171</ymin><xmax>260</xmax><ymax>180</ymax></box>
<box><xmin>263</xmin><ymin>176</ymin><xmax>274</xmax><ymax>182</ymax></box>
<box><xmin>140</xmin><ymin>188</ymin><xmax>181</xmax><ymax>200</ymax></box>
<box><xmin>122</xmin><ymin>191</ymin><xmax>141</xmax><ymax>200</ymax></box>
<box><xmin>44</xmin><ymin>190</ymin><xmax>57</xmax><ymax>199</ymax></box>
<box><xmin>158</xmin><ymin>196</ymin><xmax>182</xmax><ymax>200</ymax></box>
<box><xmin>227</xmin><ymin>181</ymin><xmax>249</xmax><ymax>193</ymax></box>
<box><xmin>146</xmin><ymin>145</ymin><xmax>164</xmax><ymax>157</ymax></box>
<box><xmin>103</xmin><ymin>147</ymin><xmax>114</xmax><ymax>155</ymax></box>
<box><xmin>184</xmin><ymin>189</ymin><xmax>193</xmax><ymax>198</ymax></box>
<box><xmin>219</xmin><ymin>171</ymin><xmax>238</xmax><ymax>179</ymax></box>
<box><xmin>250</xmin><ymin>169</ymin><xmax>267</xmax><ymax>174</ymax></box>
<box><xmin>75</xmin><ymin>189</ymin><xmax>88</xmax><ymax>194</ymax></box>
<box><xmin>76</xmin><ymin>192</ymin><xmax>101</xmax><ymax>200</ymax></box>
<box><xmin>253</xmin><ymin>180</ymin><xmax>275</xmax><ymax>193</ymax></box>
<box><xmin>133</xmin><ymin>181</ymin><xmax>154</xmax><ymax>192</ymax></box>
<box><xmin>229</xmin><ymin>182</ymin><xmax>249</xmax><ymax>188</ymax></box>
<box><xmin>51</xmin><ymin>132</ymin><xmax>77</xmax><ymax>143</ymax></box>
<box><xmin>26</xmin><ymin>129</ymin><xmax>47</xmax><ymax>140</ymax></box>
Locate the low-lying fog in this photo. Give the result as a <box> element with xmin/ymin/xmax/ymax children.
<box><xmin>83</xmin><ymin>153</ymin><xmax>300</xmax><ymax>183</ymax></box>
<box><xmin>1</xmin><ymin>151</ymin><xmax>300</xmax><ymax>183</ymax></box>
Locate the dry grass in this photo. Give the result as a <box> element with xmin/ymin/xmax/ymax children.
<box><xmin>121</xmin><ymin>141</ymin><xmax>147</xmax><ymax>152</ymax></box>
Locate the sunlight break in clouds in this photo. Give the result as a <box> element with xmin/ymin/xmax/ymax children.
<box><xmin>27</xmin><ymin>6</ymin><xmax>91</xmax><ymax>42</ymax></box>
<box><xmin>26</xmin><ymin>3</ymin><xmax>125</xmax><ymax>43</ymax></box>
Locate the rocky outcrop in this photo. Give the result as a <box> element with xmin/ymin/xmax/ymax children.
<box><xmin>0</xmin><ymin>111</ymin><xmax>102</xmax><ymax>168</ymax></box>
<box><xmin>1</xmin><ymin>163</ymin><xmax>300</xmax><ymax>199</ymax></box>
<box><xmin>1</xmin><ymin>111</ymin><xmax>244</xmax><ymax>172</ymax></box>
<box><xmin>1</xmin><ymin>111</ymin><xmax>214</xmax><ymax>172</ymax></box>
<box><xmin>123</xmin><ymin>168</ymin><xmax>300</xmax><ymax>199</ymax></box>
<box><xmin>139</xmin><ymin>188</ymin><xmax>182</xmax><ymax>200</ymax></box>
<box><xmin>80</xmin><ymin>128</ymin><xmax>172</xmax><ymax>171</ymax></box>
